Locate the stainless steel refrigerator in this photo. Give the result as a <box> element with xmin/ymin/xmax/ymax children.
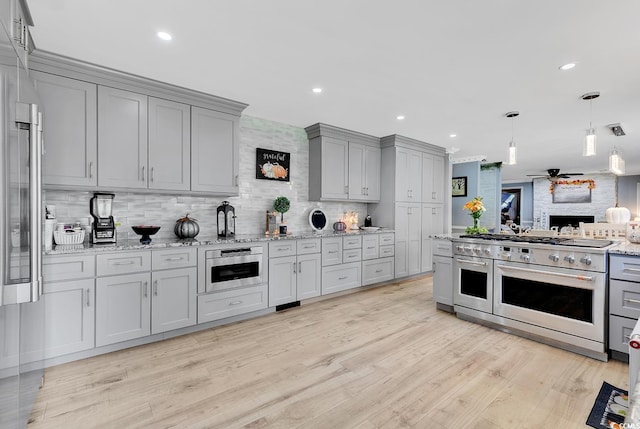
<box><xmin>0</xmin><ymin>18</ymin><xmax>45</xmax><ymax>429</ymax></box>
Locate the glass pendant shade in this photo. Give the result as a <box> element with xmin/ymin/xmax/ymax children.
<box><xmin>583</xmin><ymin>128</ymin><xmax>597</xmax><ymax>156</ymax></box>
<box><xmin>609</xmin><ymin>148</ymin><xmax>625</xmax><ymax>175</ymax></box>
<box><xmin>507</xmin><ymin>141</ymin><xmax>517</xmax><ymax>165</ymax></box>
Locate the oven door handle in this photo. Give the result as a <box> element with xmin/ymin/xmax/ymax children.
<box><xmin>497</xmin><ymin>264</ymin><xmax>594</xmax><ymax>282</ymax></box>
<box><xmin>455</xmin><ymin>258</ymin><xmax>487</xmax><ymax>267</ymax></box>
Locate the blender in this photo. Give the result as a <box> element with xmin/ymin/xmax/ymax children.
<box><xmin>90</xmin><ymin>192</ymin><xmax>117</xmax><ymax>244</ymax></box>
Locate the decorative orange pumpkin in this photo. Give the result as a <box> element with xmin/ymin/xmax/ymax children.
<box><xmin>272</xmin><ymin>163</ymin><xmax>288</xmax><ymax>179</ymax></box>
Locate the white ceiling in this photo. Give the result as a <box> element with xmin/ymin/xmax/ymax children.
<box><xmin>27</xmin><ymin>0</ymin><xmax>640</xmax><ymax>182</ymax></box>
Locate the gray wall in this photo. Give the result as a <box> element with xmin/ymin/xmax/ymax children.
<box><xmin>619</xmin><ymin>175</ymin><xmax>640</xmax><ymax>218</ymax></box>
<box><xmin>451</xmin><ymin>161</ymin><xmax>480</xmax><ymax>229</ymax></box>
<box><xmin>44</xmin><ymin>115</ymin><xmax>368</xmax><ymax>240</ymax></box>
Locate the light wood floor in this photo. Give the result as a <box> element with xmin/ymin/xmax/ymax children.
<box><xmin>28</xmin><ymin>276</ymin><xmax>628</xmax><ymax>429</ymax></box>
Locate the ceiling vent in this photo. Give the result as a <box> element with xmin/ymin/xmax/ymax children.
<box><xmin>608</xmin><ymin>123</ymin><xmax>626</xmax><ymax>136</ymax></box>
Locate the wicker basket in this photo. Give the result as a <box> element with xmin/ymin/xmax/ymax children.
<box><xmin>53</xmin><ymin>230</ymin><xmax>85</xmax><ymax>245</ymax></box>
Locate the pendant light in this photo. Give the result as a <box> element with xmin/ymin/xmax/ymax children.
<box><xmin>609</xmin><ymin>147</ymin><xmax>626</xmax><ymax>175</ymax></box>
<box><xmin>581</xmin><ymin>92</ymin><xmax>600</xmax><ymax>156</ymax></box>
<box><xmin>505</xmin><ymin>111</ymin><xmax>519</xmax><ymax>165</ymax></box>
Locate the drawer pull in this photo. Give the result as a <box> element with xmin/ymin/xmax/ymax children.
<box><xmin>277</xmin><ymin>247</ymin><xmax>290</xmax><ymax>251</ymax></box>
<box><xmin>302</xmin><ymin>245</ymin><xmax>314</xmax><ymax>249</ymax></box>
<box><xmin>367</xmin><ymin>246</ymin><xmax>376</xmax><ymax>250</ymax></box>
<box><xmin>328</xmin><ymin>251</ymin><xmax>338</xmax><ymax>254</ymax></box>
<box><xmin>229</xmin><ymin>300</ymin><xmax>243</xmax><ymax>306</ymax></box>
<box><xmin>347</xmin><ymin>255</ymin><xmax>356</xmax><ymax>258</ymax></box>
<box><xmin>338</xmin><ymin>276</ymin><xmax>348</xmax><ymax>280</ymax></box>
<box><xmin>624</xmin><ymin>335</ymin><xmax>631</xmax><ymax>340</ymax></box>
<box><xmin>375</xmin><ymin>269</ymin><xmax>383</xmax><ymax>273</ymax></box>
<box><xmin>623</xmin><ymin>268</ymin><xmax>640</xmax><ymax>273</ymax></box>
<box><xmin>623</xmin><ymin>298</ymin><xmax>640</xmax><ymax>305</ymax></box>
<box><xmin>113</xmin><ymin>260</ymin><xmax>135</xmax><ymax>265</ymax></box>
<box><xmin>165</xmin><ymin>257</ymin><xmax>185</xmax><ymax>261</ymax></box>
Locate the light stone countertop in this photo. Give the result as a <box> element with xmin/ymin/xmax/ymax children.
<box><xmin>608</xmin><ymin>241</ymin><xmax>640</xmax><ymax>256</ymax></box>
<box><xmin>45</xmin><ymin>228</ymin><xmax>395</xmax><ymax>255</ymax></box>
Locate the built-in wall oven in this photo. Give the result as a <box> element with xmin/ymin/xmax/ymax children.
<box><xmin>202</xmin><ymin>246</ymin><xmax>264</xmax><ymax>293</ymax></box>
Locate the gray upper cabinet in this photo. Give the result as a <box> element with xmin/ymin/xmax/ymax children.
<box><xmin>191</xmin><ymin>106</ymin><xmax>239</xmax><ymax>195</ymax></box>
<box><xmin>34</xmin><ymin>71</ymin><xmax>98</xmax><ymax>187</ymax></box>
<box><xmin>98</xmin><ymin>86</ymin><xmax>149</xmax><ymax>189</ymax></box>
<box><xmin>310</xmin><ymin>136</ymin><xmax>349</xmax><ymax>201</ymax></box>
<box><xmin>306</xmin><ymin>123</ymin><xmax>381</xmax><ymax>202</ymax></box>
<box><xmin>422</xmin><ymin>153</ymin><xmax>445</xmax><ymax>204</ymax></box>
<box><xmin>148</xmin><ymin>97</ymin><xmax>190</xmax><ymax>191</ymax></box>
<box><xmin>349</xmin><ymin>142</ymin><xmax>380</xmax><ymax>201</ymax></box>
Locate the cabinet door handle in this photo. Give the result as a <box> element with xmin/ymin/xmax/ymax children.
<box><xmin>293</xmin><ymin>262</ymin><xmax>296</xmax><ymax>274</ymax></box>
<box><xmin>89</xmin><ymin>161</ymin><xmax>94</xmax><ymax>179</ymax></box>
<box><xmin>235</xmin><ymin>175</ymin><xmax>239</xmax><ymax>186</ymax></box>
<box><xmin>623</xmin><ymin>298</ymin><xmax>640</xmax><ymax>305</ymax></box>
<box><xmin>432</xmin><ymin>191</ymin><xmax>437</xmax><ymax>200</ymax></box>
<box><xmin>143</xmin><ymin>281</ymin><xmax>148</xmax><ymax>298</ymax></box>
<box><xmin>86</xmin><ymin>288</ymin><xmax>91</xmax><ymax>307</ymax></box>
<box><xmin>345</xmin><ymin>185</ymin><xmax>349</xmax><ymax>194</ymax></box>
<box><xmin>298</xmin><ymin>261</ymin><xmax>302</xmax><ymax>273</ymax></box>
<box><xmin>151</xmin><ymin>167</ymin><xmax>155</xmax><ymax>182</ymax></box>
<box><xmin>141</xmin><ymin>166</ymin><xmax>145</xmax><ymax>182</ymax></box>
<box><xmin>432</xmin><ymin>208</ymin><xmax>437</xmax><ymax>215</ymax></box>
<box><xmin>229</xmin><ymin>300</ymin><xmax>243</xmax><ymax>306</ymax></box>
<box><xmin>153</xmin><ymin>280</ymin><xmax>158</xmax><ymax>296</ymax></box>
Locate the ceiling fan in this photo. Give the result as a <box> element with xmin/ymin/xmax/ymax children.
<box><xmin>526</xmin><ymin>168</ymin><xmax>585</xmax><ymax>180</ymax></box>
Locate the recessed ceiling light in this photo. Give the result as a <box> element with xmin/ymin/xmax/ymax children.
<box><xmin>449</xmin><ymin>134</ymin><xmax>457</xmax><ymax>138</ymax></box>
<box><xmin>396</xmin><ymin>115</ymin><xmax>405</xmax><ymax>120</ymax></box>
<box><xmin>559</xmin><ymin>62</ymin><xmax>576</xmax><ymax>70</ymax></box>
<box><xmin>157</xmin><ymin>31</ymin><xmax>173</xmax><ymax>41</ymax></box>
<box><xmin>312</xmin><ymin>88</ymin><xmax>322</xmax><ymax>93</ymax></box>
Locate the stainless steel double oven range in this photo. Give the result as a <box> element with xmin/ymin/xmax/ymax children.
<box><xmin>452</xmin><ymin>234</ymin><xmax>615</xmax><ymax>361</ymax></box>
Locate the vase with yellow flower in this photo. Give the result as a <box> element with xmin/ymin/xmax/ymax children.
<box><xmin>463</xmin><ymin>196</ymin><xmax>489</xmax><ymax>234</ymax></box>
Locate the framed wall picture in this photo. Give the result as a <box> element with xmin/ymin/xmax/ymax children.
<box><xmin>256</xmin><ymin>148</ymin><xmax>290</xmax><ymax>181</ymax></box>
<box><xmin>452</xmin><ymin>176</ymin><xmax>467</xmax><ymax>197</ymax></box>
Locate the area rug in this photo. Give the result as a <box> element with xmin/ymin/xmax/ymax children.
<box><xmin>586</xmin><ymin>381</ymin><xmax>629</xmax><ymax>429</ymax></box>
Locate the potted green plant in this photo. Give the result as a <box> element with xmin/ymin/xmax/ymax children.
<box><xmin>273</xmin><ymin>196</ymin><xmax>290</xmax><ymax>234</ymax></box>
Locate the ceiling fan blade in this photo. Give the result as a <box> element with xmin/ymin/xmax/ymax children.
<box><xmin>562</xmin><ymin>173</ymin><xmax>584</xmax><ymax>176</ymax></box>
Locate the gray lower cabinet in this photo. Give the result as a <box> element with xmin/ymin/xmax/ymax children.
<box><xmin>20</xmin><ymin>279</ymin><xmax>95</xmax><ymax>363</ymax></box>
<box><xmin>20</xmin><ymin>254</ymin><xmax>96</xmax><ymax>363</ymax></box>
<box><xmin>96</xmin><ymin>249</ymin><xmax>197</xmax><ymax>346</ymax></box>
<box><xmin>197</xmin><ymin>285</ymin><xmax>268</xmax><ymax>323</ymax></box>
<box><xmin>96</xmin><ymin>272</ymin><xmax>151</xmax><ymax>347</ymax></box>
<box><xmin>268</xmin><ymin>239</ymin><xmax>322</xmax><ymax>306</ymax></box>
<box><xmin>98</xmin><ymin>86</ymin><xmax>149</xmax><ymax>189</ymax></box>
<box><xmin>151</xmin><ymin>267</ymin><xmax>197</xmax><ymax>334</ymax></box>
<box><xmin>191</xmin><ymin>106</ymin><xmax>239</xmax><ymax>195</ymax></box>
<box><xmin>609</xmin><ymin>255</ymin><xmax>640</xmax><ymax>354</ymax></box>
<box><xmin>33</xmin><ymin>71</ymin><xmax>98</xmax><ymax>187</ymax></box>
<box><xmin>608</xmin><ymin>254</ymin><xmax>640</xmax><ymax>355</ymax></box>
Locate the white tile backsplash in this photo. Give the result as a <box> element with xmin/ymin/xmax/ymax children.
<box><xmin>44</xmin><ymin>115</ymin><xmax>368</xmax><ymax>240</ymax></box>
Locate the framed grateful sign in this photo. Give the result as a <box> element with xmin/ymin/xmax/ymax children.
<box><xmin>452</xmin><ymin>176</ymin><xmax>467</xmax><ymax>197</ymax></box>
<box><xmin>256</xmin><ymin>148</ymin><xmax>290</xmax><ymax>181</ymax></box>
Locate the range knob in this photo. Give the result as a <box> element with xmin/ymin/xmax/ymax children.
<box><xmin>473</xmin><ymin>246</ymin><xmax>482</xmax><ymax>254</ymax></box>
<box><xmin>456</xmin><ymin>245</ymin><xmax>464</xmax><ymax>252</ymax></box>
<box><xmin>520</xmin><ymin>254</ymin><xmax>530</xmax><ymax>262</ymax></box>
<box><xmin>580</xmin><ymin>256</ymin><xmax>592</xmax><ymax>266</ymax></box>
<box><xmin>463</xmin><ymin>246</ymin><xmax>472</xmax><ymax>252</ymax></box>
<box><xmin>483</xmin><ymin>248</ymin><xmax>492</xmax><ymax>256</ymax></box>
<box><xmin>502</xmin><ymin>252</ymin><xmax>511</xmax><ymax>261</ymax></box>
<box><xmin>548</xmin><ymin>254</ymin><xmax>560</xmax><ymax>262</ymax></box>
<box><xmin>564</xmin><ymin>255</ymin><xmax>575</xmax><ymax>264</ymax></box>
